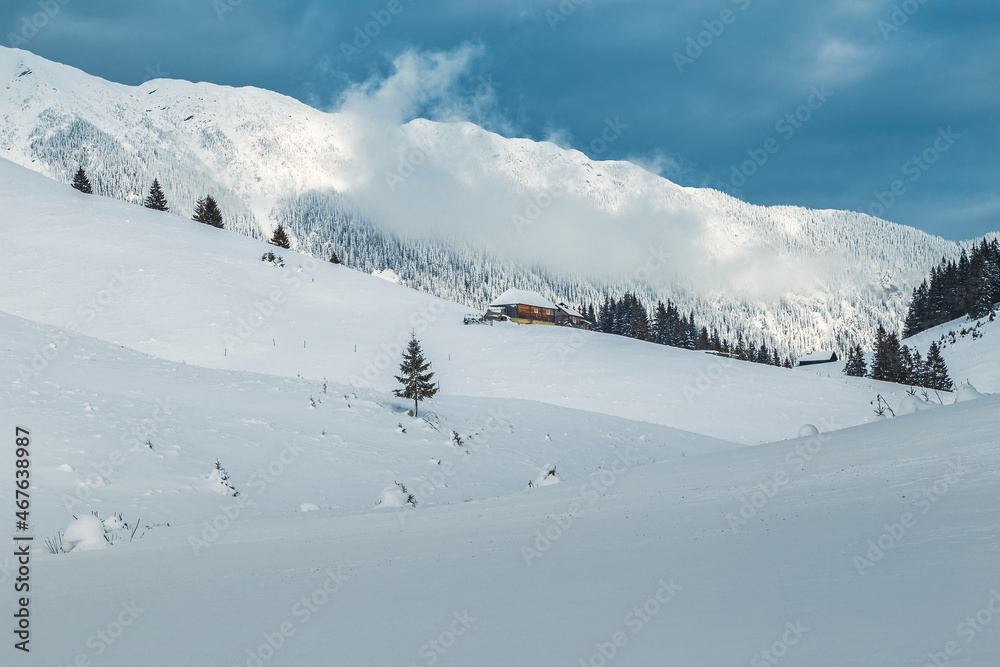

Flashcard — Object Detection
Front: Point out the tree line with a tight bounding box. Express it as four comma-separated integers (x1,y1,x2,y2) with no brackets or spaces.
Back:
843,326,952,391
73,167,224,228
74,167,343,262
902,239,1000,337
580,293,793,368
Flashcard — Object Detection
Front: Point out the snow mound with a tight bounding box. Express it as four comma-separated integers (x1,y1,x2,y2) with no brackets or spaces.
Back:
102,514,126,531
955,382,984,402
57,463,74,472
207,466,237,496
372,268,402,284
535,465,561,487
378,484,414,508
300,503,320,512
897,395,937,415
798,424,819,438
63,515,108,552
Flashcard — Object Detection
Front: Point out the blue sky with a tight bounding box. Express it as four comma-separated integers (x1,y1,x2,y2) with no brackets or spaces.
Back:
5,0,998,240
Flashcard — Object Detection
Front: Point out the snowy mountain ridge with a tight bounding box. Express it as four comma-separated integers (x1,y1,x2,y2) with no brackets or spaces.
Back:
1,45,995,356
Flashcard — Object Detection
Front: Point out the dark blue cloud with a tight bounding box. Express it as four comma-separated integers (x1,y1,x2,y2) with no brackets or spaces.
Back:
3,0,997,239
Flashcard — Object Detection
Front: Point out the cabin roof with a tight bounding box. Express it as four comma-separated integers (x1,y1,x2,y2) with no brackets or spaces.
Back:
490,289,557,309
798,350,838,363
557,302,584,318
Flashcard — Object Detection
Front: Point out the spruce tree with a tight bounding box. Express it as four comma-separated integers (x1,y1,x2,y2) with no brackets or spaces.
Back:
143,179,169,211
270,224,291,249
393,333,439,417
964,255,995,319
844,345,867,377
909,349,926,387
924,342,954,391
192,195,224,228
329,251,341,264
71,167,93,194
869,326,904,383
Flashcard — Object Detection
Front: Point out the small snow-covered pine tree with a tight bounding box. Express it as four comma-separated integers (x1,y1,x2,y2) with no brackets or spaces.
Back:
270,224,291,249
193,195,224,228
844,345,867,377
924,341,953,391
71,167,93,194
393,333,439,418
143,178,169,211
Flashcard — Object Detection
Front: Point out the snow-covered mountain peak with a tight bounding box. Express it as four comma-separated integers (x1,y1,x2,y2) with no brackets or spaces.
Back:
1,44,996,355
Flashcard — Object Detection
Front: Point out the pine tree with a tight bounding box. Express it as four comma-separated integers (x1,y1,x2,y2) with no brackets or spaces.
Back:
71,167,92,194
964,253,995,320
192,195,224,228
844,345,867,377
329,251,341,264
270,224,291,249
393,334,439,417
869,326,904,383
924,341,953,391
652,301,668,345
143,179,169,211
734,333,747,361
909,349,926,387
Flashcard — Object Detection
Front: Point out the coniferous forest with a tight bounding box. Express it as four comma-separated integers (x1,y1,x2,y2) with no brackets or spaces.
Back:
902,239,1000,337
580,293,792,368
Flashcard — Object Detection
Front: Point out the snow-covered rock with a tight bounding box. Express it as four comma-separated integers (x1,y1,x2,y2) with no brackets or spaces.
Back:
62,515,108,552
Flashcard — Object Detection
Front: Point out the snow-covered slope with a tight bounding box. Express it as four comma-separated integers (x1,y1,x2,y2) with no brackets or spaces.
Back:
902,310,1000,393
1,46,996,356
1,310,736,531
4,306,998,665
0,156,921,444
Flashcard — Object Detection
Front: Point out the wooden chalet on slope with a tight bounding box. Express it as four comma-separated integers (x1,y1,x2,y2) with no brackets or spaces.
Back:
487,289,590,329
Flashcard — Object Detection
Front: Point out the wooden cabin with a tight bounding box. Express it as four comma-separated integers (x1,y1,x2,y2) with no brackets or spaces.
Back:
555,302,589,329
488,289,590,329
